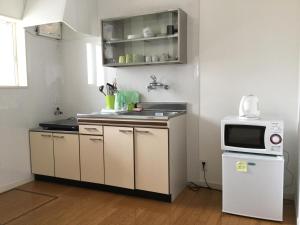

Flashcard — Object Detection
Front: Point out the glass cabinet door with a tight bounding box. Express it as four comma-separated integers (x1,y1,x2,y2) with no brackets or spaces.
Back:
101,9,186,67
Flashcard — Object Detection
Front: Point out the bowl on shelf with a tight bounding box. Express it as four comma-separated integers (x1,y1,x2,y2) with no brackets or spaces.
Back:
143,27,154,38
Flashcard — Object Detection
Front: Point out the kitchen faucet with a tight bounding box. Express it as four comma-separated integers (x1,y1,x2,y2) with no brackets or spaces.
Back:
147,75,169,91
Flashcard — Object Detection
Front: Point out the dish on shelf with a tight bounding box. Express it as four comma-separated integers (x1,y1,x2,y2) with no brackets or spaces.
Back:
127,34,142,39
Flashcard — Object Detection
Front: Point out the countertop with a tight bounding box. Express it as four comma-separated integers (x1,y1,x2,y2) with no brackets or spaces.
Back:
77,110,186,121
77,102,187,121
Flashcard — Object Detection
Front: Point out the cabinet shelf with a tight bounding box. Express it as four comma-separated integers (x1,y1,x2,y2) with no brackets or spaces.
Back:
104,33,178,44
104,60,180,67
101,9,187,67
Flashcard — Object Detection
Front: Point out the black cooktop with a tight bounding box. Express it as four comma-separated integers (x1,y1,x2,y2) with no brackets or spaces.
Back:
39,117,78,131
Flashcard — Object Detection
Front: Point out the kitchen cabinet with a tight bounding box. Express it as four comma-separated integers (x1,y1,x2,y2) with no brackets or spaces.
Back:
53,133,80,180
30,132,54,176
104,126,134,189
101,9,187,67
80,135,104,184
135,128,169,194
30,104,186,202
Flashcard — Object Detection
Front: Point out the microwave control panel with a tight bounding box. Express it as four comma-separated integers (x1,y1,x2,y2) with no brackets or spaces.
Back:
270,122,283,153
271,122,283,133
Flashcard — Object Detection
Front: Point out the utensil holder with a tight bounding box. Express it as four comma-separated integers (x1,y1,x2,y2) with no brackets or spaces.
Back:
105,95,115,109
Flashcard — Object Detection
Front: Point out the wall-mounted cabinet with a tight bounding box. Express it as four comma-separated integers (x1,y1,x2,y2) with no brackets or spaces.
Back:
101,9,187,67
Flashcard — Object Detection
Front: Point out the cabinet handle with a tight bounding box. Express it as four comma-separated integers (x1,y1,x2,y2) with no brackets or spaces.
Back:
85,128,98,132
119,129,133,134
41,134,51,137
53,135,64,138
89,138,103,141
135,130,151,134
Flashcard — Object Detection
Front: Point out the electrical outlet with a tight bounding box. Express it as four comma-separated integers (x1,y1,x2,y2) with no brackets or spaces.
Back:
201,161,207,172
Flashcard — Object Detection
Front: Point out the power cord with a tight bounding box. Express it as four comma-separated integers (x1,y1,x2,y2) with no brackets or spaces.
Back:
188,162,221,192
202,162,212,189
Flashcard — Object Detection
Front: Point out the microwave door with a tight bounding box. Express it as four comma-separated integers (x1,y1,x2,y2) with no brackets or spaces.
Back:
224,125,266,150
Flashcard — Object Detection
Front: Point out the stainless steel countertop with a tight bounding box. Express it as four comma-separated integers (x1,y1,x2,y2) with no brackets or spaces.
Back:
77,102,187,121
77,110,186,121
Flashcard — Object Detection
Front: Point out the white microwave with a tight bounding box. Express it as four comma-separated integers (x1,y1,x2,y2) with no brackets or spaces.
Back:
221,116,283,155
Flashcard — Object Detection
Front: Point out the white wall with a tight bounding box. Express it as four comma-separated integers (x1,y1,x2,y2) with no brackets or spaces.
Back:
60,0,201,182
0,0,25,19
0,29,63,192
59,0,300,197
200,0,300,196
59,25,102,114
63,0,98,35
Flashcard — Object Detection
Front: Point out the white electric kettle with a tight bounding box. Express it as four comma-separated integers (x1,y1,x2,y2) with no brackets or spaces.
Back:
239,95,260,119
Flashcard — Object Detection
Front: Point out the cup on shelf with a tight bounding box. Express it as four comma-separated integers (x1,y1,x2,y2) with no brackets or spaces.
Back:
160,53,169,62
125,54,133,64
133,54,144,63
145,56,152,63
118,55,126,64
160,26,167,36
167,25,175,35
152,55,159,62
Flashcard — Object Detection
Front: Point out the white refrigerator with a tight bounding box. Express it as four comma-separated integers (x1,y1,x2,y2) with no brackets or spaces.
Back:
222,152,284,221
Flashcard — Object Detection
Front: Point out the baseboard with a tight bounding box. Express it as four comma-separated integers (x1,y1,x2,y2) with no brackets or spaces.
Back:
0,176,34,194
35,175,172,202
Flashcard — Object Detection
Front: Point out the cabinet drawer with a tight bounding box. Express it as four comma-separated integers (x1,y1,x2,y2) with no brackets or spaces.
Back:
79,125,103,135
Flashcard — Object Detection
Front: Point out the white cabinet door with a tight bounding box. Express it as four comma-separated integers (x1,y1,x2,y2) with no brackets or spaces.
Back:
104,126,134,189
53,133,80,180
30,132,54,176
80,135,104,184
135,128,169,194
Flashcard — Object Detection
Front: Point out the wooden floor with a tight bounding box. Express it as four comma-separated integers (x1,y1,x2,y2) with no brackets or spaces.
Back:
0,181,295,225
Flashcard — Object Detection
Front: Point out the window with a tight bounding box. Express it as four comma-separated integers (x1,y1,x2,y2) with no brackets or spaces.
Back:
0,17,27,87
